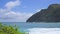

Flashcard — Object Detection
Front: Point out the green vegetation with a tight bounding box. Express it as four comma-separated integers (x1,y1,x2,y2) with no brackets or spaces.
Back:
0,23,27,34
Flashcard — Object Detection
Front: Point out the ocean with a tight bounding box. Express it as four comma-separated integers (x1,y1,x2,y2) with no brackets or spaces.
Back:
1,22,60,34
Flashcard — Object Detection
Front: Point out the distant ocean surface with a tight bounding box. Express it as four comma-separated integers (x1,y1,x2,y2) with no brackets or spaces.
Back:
1,22,60,34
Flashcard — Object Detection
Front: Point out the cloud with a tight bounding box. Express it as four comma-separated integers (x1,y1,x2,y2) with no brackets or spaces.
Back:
0,9,33,22
27,28,60,34
0,0,33,22
36,9,41,12
5,0,20,10
36,8,46,12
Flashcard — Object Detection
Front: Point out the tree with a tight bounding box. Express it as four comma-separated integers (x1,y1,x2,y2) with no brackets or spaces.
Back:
0,23,27,34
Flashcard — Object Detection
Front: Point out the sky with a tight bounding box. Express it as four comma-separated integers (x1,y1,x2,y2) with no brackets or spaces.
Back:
0,0,60,22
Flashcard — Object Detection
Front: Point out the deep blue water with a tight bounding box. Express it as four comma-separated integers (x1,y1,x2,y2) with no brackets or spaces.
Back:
1,22,60,32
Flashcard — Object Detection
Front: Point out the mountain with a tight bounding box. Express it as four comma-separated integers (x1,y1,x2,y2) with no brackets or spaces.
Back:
26,4,60,22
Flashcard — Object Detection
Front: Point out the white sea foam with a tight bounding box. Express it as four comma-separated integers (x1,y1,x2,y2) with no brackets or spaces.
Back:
26,28,60,34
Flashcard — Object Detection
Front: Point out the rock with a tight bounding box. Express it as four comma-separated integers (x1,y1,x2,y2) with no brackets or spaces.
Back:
26,4,60,22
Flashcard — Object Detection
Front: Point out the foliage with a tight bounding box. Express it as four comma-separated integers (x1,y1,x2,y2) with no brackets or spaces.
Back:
0,23,27,34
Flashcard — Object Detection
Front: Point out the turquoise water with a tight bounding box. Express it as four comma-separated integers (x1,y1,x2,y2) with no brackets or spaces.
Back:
1,22,60,32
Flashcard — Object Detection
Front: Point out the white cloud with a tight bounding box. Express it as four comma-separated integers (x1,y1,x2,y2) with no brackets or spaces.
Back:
5,0,20,10
0,0,33,22
0,9,33,22
27,28,60,34
36,8,46,12
36,9,41,12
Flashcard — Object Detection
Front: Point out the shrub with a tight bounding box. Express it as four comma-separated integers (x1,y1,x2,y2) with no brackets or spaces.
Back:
0,23,27,34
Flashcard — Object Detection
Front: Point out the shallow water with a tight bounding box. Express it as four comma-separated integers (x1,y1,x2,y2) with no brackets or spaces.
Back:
1,22,60,32
1,22,60,28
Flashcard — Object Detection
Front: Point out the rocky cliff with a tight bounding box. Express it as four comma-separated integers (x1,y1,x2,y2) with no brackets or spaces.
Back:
26,4,60,22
